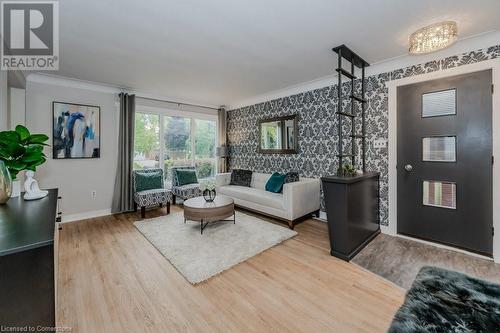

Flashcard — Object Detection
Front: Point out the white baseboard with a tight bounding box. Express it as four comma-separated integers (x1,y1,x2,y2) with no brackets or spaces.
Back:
61,209,112,223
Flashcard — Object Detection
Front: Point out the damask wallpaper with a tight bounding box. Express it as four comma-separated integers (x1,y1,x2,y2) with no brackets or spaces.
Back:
227,44,500,225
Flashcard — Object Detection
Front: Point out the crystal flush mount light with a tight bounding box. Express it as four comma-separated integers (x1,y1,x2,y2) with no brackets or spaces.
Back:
409,21,458,55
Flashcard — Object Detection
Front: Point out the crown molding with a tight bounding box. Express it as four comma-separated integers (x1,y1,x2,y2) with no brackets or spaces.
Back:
26,73,221,109
227,30,500,110
27,73,121,93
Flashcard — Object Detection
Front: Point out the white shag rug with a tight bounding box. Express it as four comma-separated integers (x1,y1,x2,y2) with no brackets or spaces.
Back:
133,211,297,284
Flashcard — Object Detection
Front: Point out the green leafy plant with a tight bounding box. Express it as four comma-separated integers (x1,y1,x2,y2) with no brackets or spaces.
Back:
342,163,357,177
0,125,49,180
199,179,216,191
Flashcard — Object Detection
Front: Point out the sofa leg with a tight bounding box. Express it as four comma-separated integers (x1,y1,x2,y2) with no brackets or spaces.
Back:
287,220,295,230
172,195,176,205
141,206,145,218
166,202,170,215
313,209,320,218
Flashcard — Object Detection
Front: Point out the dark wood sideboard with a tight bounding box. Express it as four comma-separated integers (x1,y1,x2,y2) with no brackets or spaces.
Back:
322,172,380,261
0,189,60,330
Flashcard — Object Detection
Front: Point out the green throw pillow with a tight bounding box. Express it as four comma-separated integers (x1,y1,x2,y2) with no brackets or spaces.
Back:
135,171,163,192
175,169,198,186
265,172,286,193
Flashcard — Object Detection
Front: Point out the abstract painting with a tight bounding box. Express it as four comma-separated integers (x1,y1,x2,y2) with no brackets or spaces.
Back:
53,102,100,159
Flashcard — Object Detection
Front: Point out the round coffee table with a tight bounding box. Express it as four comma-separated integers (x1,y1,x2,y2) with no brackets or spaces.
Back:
183,195,235,234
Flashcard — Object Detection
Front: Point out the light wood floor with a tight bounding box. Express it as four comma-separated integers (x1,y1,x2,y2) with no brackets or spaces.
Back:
57,205,405,333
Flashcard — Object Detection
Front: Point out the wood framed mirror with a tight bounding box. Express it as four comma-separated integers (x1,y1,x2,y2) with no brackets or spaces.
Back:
258,115,298,154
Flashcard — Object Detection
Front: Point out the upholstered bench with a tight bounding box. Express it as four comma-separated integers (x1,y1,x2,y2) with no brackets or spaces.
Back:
133,168,172,218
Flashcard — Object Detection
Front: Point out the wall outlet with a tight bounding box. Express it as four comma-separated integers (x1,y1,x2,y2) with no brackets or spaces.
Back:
373,139,387,149
91,191,97,200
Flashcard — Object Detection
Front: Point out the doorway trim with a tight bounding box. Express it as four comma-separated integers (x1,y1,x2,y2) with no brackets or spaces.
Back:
384,58,500,262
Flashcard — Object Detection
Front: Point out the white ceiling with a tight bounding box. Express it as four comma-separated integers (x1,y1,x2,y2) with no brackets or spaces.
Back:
48,0,500,106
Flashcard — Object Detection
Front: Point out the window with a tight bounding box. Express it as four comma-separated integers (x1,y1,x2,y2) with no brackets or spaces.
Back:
133,108,218,185
133,113,160,170
163,116,192,181
194,119,216,179
422,89,456,117
423,180,456,209
422,136,456,162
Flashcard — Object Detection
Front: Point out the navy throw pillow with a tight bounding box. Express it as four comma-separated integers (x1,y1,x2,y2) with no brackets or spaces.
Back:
230,169,253,187
284,171,300,183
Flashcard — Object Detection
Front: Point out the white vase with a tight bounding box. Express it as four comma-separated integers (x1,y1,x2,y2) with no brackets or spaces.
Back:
11,179,21,198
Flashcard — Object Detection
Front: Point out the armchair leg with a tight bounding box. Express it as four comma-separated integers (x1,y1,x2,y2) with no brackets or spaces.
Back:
141,206,145,218
167,202,170,214
134,202,137,212
172,195,176,205
159,203,163,208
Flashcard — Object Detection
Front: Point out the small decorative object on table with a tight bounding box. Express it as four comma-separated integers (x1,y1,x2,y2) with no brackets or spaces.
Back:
200,179,216,202
0,125,49,198
24,170,49,200
341,163,357,177
0,160,12,204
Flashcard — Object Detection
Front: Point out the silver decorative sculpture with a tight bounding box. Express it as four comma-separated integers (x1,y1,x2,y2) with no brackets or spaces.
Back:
23,171,48,201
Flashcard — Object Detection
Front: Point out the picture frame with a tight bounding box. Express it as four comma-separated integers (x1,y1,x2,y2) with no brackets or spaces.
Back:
258,114,298,154
52,101,101,159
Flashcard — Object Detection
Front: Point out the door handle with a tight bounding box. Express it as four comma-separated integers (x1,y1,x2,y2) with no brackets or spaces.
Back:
404,164,413,172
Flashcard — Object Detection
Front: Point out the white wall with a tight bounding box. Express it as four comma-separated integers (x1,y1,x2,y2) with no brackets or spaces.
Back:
26,79,118,219
8,87,25,128
0,70,7,131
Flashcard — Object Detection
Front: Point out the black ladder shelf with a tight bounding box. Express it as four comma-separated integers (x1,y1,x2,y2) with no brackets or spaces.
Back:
332,44,370,174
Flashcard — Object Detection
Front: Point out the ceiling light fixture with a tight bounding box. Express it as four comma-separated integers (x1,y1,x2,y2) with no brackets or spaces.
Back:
409,21,458,55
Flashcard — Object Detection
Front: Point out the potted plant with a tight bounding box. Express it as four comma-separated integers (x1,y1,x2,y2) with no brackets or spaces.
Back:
0,125,49,198
200,179,216,202
341,163,358,177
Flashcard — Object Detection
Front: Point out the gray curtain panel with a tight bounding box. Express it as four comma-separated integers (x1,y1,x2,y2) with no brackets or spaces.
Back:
111,93,136,213
218,107,228,173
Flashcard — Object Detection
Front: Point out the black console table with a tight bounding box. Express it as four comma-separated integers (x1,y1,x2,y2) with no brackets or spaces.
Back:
322,173,380,261
0,189,59,330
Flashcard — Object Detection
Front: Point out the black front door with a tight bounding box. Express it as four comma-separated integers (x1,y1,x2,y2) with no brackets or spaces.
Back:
397,70,493,256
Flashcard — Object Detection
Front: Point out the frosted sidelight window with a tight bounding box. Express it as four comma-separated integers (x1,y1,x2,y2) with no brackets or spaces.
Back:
422,136,456,162
422,89,456,117
423,181,456,209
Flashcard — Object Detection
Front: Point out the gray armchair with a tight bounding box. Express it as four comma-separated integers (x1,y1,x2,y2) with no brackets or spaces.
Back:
133,168,172,218
170,166,202,204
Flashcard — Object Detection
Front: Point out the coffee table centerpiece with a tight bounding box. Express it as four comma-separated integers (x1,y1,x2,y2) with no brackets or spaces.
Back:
200,179,217,202
183,195,235,234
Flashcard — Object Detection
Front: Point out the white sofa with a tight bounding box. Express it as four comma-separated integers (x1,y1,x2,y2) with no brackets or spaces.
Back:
215,172,321,229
